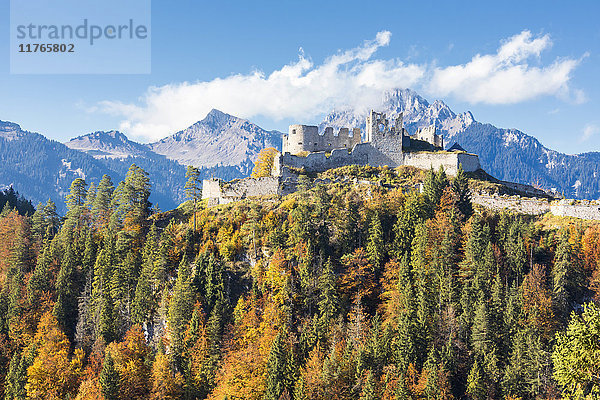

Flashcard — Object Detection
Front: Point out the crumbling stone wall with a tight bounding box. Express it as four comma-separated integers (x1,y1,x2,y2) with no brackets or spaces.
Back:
415,125,443,148
472,195,550,215
202,177,280,205
402,152,480,175
280,144,480,175
283,124,361,154
550,201,600,220
472,195,600,220
281,145,370,173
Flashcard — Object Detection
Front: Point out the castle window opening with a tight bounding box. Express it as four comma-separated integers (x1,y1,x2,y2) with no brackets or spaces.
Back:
298,142,302,145
292,129,296,135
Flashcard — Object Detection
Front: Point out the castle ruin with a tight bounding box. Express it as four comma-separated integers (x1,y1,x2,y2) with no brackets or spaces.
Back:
203,110,480,205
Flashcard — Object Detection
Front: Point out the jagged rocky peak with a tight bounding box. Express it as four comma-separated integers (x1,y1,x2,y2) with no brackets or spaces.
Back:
320,88,475,138
203,108,240,127
382,88,430,115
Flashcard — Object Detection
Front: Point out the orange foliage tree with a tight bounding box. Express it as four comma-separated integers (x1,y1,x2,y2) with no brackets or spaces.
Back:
25,312,84,399
106,325,152,400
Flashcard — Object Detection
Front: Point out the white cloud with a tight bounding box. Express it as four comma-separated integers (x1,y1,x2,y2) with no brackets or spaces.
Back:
427,30,582,105
99,31,424,141
581,123,599,142
97,30,584,142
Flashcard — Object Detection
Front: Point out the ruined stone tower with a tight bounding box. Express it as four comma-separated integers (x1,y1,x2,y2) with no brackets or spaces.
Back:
364,110,409,166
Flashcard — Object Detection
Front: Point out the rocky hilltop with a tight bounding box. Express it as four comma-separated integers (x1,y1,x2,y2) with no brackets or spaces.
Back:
149,109,282,174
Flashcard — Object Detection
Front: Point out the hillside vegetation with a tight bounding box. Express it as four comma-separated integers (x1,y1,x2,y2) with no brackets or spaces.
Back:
0,164,599,399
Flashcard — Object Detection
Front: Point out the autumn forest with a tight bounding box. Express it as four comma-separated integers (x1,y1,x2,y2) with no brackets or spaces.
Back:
0,164,599,400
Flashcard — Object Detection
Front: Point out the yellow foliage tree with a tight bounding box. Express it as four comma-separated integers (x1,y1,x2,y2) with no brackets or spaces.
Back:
208,295,282,400
25,312,84,400
150,354,184,400
251,148,279,178
74,378,103,400
107,325,152,400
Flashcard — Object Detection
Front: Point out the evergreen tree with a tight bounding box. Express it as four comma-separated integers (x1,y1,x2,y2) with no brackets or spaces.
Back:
264,330,290,400
552,230,572,322
27,243,52,304
64,178,88,241
184,165,202,231
317,258,339,334
42,199,60,238
99,352,120,400
53,241,79,340
4,345,36,400
452,164,473,218
393,192,426,258
466,360,486,400
553,302,600,399
366,212,385,270
31,203,46,246
359,370,377,400
168,256,195,368
91,175,115,230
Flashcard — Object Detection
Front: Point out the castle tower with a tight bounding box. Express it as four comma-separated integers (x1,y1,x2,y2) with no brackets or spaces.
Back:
365,110,404,167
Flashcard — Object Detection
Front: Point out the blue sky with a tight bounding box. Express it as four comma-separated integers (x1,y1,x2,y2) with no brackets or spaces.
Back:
1,0,599,154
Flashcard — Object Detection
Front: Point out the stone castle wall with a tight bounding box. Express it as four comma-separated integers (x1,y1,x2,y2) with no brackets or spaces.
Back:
550,202,600,220
472,195,600,221
202,177,280,205
281,144,480,175
402,152,480,175
283,125,361,154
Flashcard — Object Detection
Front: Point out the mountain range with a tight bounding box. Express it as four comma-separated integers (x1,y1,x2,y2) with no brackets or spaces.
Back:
320,89,600,199
1,89,598,213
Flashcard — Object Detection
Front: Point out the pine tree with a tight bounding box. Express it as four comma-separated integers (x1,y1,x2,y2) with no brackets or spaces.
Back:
4,345,36,400
99,293,117,344
53,242,79,340
168,256,195,368
64,178,88,241
452,164,473,218
552,230,572,322
27,242,52,305
264,330,290,400
393,192,426,258
31,203,46,246
184,165,202,231
99,352,120,400
367,212,385,270
42,199,60,238
359,370,377,400
318,258,339,331
92,175,115,231
466,360,486,400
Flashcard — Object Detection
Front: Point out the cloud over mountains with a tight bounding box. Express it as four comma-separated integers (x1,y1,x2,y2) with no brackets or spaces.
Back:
98,30,584,142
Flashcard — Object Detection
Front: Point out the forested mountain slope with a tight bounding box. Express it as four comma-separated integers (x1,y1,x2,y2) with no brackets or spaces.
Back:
0,165,598,399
